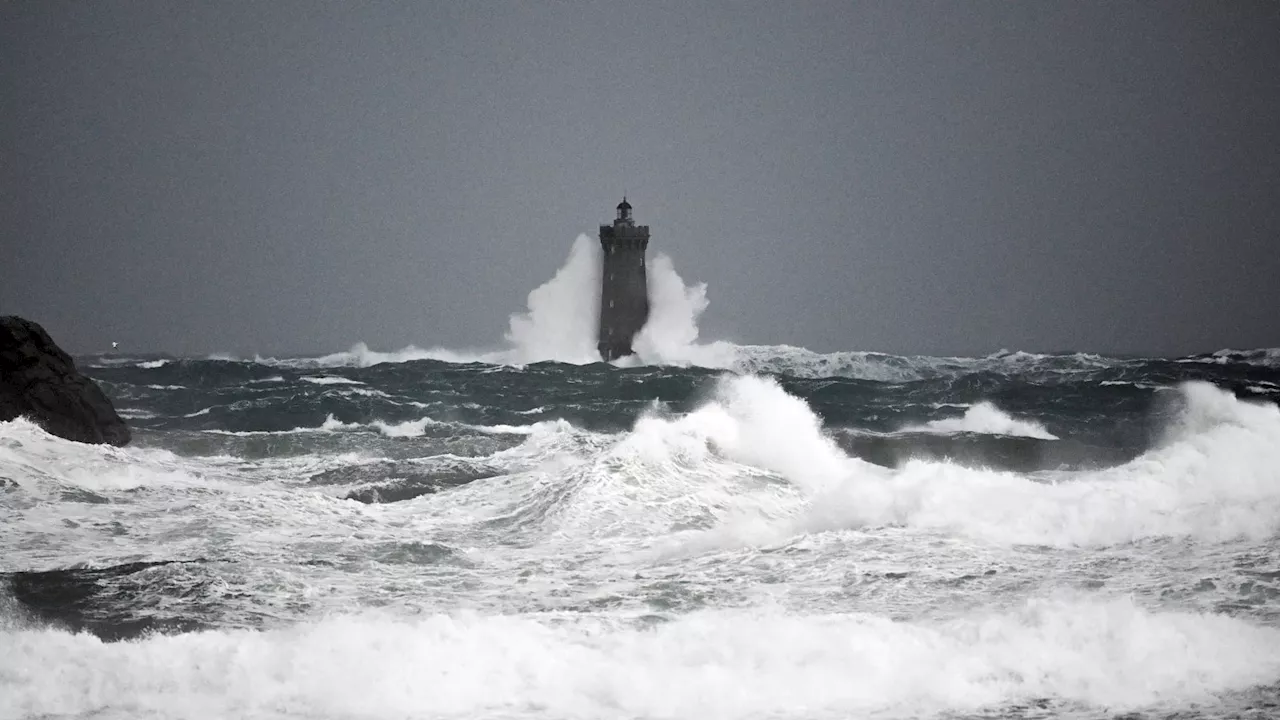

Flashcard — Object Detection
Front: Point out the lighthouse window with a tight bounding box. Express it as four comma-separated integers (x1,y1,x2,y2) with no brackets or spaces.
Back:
609,300,614,308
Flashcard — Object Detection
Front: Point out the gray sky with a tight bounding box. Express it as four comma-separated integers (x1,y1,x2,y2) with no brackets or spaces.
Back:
3,1,1278,358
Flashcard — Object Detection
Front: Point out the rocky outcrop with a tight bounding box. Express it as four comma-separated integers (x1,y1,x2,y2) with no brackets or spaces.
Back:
0,316,131,446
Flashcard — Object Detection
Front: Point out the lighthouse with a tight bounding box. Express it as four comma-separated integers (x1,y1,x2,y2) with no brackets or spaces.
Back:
597,198,650,361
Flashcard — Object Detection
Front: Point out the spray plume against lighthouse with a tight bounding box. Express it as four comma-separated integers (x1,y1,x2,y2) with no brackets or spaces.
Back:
597,198,650,361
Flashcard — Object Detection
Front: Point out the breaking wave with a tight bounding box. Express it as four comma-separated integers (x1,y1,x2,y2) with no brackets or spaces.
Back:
901,402,1058,439
531,375,1280,550
4,597,1278,720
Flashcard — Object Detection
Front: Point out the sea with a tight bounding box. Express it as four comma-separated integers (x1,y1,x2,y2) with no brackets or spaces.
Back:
3,235,1280,720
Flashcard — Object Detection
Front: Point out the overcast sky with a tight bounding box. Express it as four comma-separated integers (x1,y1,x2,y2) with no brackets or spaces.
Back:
3,1,1278,358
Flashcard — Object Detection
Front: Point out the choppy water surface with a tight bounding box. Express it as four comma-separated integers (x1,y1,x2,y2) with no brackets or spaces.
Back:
4,347,1280,719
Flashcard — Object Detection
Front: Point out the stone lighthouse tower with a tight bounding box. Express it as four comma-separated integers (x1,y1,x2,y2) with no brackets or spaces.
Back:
597,197,650,361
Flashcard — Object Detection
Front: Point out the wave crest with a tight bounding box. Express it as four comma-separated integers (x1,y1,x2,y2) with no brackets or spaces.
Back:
592,376,1280,550
902,402,1058,439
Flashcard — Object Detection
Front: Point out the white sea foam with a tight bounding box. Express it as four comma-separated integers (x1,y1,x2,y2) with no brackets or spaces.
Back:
1179,348,1280,368
593,375,1280,550
266,344,442,369
199,414,550,439
202,414,360,436
340,387,392,399
310,372,1280,552
0,418,213,496
902,401,1058,439
1099,380,1165,389
370,417,442,437
3,597,1277,720
370,417,555,438
301,375,365,385
86,356,146,367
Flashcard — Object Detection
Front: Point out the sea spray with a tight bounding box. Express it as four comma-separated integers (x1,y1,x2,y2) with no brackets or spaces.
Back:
498,234,726,366
502,234,603,365
409,233,728,366
632,254,736,368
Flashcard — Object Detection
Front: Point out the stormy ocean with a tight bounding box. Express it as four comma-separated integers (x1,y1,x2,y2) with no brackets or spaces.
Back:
3,236,1280,720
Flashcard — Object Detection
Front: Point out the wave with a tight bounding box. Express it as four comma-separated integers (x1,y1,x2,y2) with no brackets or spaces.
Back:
3,597,1277,719
1182,348,1280,368
202,414,359,436
300,376,365,386
370,417,559,438
774,378,1275,546
195,414,553,439
0,418,193,496
250,343,447,369
900,401,1058,439
9,365,1280,551
140,370,1276,547
228,340,1134,381
141,339,1280,384
475,374,1278,550
84,355,175,369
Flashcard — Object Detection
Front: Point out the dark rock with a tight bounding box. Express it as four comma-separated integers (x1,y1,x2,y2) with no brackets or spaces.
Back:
0,316,131,445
